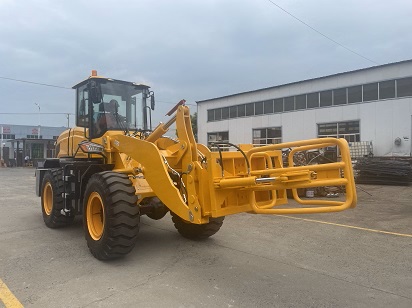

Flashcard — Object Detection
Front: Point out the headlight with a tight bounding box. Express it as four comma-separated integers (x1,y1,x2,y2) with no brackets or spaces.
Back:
79,141,104,154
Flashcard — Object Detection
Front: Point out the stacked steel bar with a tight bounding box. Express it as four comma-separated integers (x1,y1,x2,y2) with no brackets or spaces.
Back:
354,158,412,185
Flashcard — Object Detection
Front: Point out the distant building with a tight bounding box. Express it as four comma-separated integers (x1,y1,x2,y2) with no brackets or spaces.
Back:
197,59,412,157
0,124,67,167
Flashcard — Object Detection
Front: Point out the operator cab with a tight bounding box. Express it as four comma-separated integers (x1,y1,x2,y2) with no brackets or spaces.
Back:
74,70,155,139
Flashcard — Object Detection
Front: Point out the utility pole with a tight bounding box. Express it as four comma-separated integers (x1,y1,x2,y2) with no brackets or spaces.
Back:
0,126,3,163
35,103,41,138
66,113,70,128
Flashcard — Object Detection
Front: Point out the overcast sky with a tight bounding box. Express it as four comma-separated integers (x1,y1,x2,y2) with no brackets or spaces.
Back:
1,0,411,127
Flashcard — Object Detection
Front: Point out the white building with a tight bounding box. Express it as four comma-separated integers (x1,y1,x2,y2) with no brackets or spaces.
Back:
0,124,67,166
197,60,412,157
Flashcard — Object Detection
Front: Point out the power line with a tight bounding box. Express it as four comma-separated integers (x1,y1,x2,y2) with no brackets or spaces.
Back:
0,76,197,106
0,75,198,106
0,76,72,89
264,0,379,65
0,112,74,115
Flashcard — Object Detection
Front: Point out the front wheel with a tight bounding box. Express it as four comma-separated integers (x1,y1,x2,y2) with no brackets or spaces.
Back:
171,212,224,240
83,172,140,260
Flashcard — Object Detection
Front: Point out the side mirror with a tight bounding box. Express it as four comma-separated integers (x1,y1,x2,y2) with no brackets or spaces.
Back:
150,93,155,110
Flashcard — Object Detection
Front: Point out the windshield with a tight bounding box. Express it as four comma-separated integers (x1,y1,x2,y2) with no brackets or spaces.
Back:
96,81,145,132
76,79,149,138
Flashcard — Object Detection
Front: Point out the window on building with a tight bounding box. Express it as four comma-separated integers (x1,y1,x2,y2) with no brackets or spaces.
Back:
205,77,408,122
264,100,274,114
320,90,332,107
253,127,282,145
0,134,15,140
207,109,214,122
207,131,229,151
214,108,222,121
229,106,237,118
318,123,338,136
284,96,295,111
246,103,254,116
318,121,360,142
333,88,347,105
363,83,378,101
27,135,43,139
379,80,395,99
274,98,283,113
47,149,55,158
348,85,362,103
238,104,246,117
396,77,412,97
31,143,44,159
295,94,306,110
307,92,319,108
255,101,264,115
222,107,229,119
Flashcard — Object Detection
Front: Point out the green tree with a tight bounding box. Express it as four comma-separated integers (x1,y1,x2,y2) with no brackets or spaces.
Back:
190,112,198,141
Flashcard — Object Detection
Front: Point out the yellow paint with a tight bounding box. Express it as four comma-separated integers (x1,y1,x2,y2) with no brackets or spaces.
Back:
205,137,356,216
281,215,412,238
86,192,105,240
56,127,88,158
111,135,197,223
43,182,53,215
0,279,23,308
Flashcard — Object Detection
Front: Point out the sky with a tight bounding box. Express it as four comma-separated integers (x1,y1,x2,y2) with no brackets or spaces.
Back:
0,0,411,128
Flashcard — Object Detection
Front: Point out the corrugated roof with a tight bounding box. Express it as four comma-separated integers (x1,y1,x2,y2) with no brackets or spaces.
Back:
196,59,412,104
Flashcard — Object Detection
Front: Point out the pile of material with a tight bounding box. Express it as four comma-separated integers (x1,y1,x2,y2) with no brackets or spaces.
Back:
354,158,412,185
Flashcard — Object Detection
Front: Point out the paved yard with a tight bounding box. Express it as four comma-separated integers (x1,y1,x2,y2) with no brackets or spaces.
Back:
0,167,411,307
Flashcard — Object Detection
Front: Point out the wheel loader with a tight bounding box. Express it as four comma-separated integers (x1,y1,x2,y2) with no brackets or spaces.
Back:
35,71,357,260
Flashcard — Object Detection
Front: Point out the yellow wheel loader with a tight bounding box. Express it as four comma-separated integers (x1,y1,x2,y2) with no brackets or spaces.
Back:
35,71,357,260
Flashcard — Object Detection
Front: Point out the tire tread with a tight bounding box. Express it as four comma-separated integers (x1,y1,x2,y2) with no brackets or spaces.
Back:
171,212,224,240
84,171,139,260
41,169,75,228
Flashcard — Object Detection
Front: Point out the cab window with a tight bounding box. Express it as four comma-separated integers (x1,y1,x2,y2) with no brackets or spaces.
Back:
76,84,89,127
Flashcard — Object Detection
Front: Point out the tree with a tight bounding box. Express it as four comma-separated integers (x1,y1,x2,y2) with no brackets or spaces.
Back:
190,112,198,141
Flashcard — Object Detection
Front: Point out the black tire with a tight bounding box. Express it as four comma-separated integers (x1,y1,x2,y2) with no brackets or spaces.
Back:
146,209,168,220
171,212,224,240
83,171,140,260
145,197,169,220
41,169,75,228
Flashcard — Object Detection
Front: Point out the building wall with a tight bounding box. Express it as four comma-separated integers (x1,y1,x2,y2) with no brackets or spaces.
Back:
197,61,412,156
0,124,67,161
0,124,66,140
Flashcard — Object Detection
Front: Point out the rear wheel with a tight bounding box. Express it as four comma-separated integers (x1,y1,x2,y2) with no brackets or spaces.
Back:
171,212,224,240
41,169,75,228
83,171,140,260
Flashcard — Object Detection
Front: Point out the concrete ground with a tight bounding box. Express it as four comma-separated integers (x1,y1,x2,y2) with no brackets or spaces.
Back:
0,167,411,307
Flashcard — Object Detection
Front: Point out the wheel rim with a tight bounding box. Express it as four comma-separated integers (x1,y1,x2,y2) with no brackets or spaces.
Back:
43,182,53,215
87,192,105,241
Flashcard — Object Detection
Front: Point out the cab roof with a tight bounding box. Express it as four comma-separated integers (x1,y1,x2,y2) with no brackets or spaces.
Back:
72,71,150,90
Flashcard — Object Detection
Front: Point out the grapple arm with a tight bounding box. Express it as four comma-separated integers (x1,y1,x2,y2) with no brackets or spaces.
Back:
207,138,356,216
